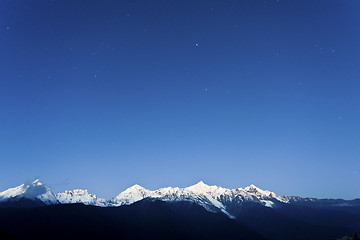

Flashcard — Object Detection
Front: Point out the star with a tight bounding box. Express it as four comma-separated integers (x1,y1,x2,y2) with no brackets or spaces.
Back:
195,43,199,47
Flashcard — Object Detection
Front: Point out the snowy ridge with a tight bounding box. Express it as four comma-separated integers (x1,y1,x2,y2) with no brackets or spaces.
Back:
110,181,289,217
56,189,107,207
110,181,231,216
111,184,151,205
244,184,289,203
0,180,290,216
0,179,58,204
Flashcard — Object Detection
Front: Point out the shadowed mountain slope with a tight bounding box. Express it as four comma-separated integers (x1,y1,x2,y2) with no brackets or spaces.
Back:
0,199,267,240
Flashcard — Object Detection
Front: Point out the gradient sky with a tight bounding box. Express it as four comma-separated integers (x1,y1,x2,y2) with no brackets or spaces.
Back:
0,0,359,199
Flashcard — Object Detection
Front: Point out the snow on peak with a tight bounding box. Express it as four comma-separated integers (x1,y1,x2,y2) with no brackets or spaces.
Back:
32,179,42,185
111,181,233,217
244,184,262,193
0,180,289,211
244,184,276,198
120,184,149,196
110,181,287,210
186,181,211,192
244,184,288,203
56,189,107,207
195,181,207,186
112,184,151,206
0,184,26,200
246,184,257,189
127,184,146,191
0,179,57,204
244,184,277,198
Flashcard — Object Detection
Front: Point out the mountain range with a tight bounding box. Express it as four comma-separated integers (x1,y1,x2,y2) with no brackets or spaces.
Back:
1,179,360,240
1,179,359,214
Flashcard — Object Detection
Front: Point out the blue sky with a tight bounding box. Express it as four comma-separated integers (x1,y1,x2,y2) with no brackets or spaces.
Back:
0,0,359,199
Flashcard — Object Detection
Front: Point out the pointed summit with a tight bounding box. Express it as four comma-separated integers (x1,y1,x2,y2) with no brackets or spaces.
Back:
186,181,213,194
195,181,208,186
32,179,42,186
245,184,259,191
0,180,58,204
120,184,148,195
127,184,145,190
112,184,151,206
244,184,267,195
244,184,278,199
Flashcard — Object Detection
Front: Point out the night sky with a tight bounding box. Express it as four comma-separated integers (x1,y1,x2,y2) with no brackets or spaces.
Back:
1,0,359,199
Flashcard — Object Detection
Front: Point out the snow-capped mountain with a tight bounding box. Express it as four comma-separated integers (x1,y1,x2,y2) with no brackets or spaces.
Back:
110,181,229,215
56,189,107,207
1,180,359,240
111,181,228,215
0,180,288,215
110,184,152,205
0,179,58,205
110,181,289,217
1,179,357,218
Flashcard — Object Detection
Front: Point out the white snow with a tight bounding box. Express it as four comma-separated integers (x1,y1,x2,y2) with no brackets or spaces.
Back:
110,181,287,217
0,180,289,217
0,179,58,204
111,184,152,205
56,189,107,207
261,200,275,208
244,184,289,203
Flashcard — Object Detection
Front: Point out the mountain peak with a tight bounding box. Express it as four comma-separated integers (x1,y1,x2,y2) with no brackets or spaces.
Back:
186,181,215,194
244,184,269,195
56,189,107,206
111,184,151,205
188,181,210,188
0,180,57,204
125,184,146,192
245,184,259,190
195,181,208,186
32,179,42,186
130,184,144,188
244,184,279,199
63,189,90,195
